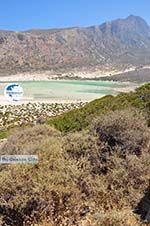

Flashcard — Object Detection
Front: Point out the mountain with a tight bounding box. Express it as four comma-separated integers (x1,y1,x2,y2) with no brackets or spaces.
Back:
0,15,150,76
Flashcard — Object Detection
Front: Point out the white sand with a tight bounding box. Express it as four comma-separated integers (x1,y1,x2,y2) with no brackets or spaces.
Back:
112,85,137,93
0,95,88,105
0,66,144,81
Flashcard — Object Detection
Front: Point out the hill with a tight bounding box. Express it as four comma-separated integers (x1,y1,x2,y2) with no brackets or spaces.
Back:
0,84,149,225
0,15,150,78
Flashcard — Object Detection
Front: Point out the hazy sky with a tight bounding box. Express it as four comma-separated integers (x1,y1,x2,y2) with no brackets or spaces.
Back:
0,0,149,31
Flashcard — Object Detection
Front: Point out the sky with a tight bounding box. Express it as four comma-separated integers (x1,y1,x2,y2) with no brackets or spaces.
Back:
0,0,150,31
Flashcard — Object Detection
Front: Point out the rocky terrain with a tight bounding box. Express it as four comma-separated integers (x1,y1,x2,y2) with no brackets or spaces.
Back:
0,102,85,129
0,15,150,77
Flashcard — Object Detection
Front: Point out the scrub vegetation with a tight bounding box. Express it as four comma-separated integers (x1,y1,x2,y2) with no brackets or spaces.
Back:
47,83,150,132
0,83,149,226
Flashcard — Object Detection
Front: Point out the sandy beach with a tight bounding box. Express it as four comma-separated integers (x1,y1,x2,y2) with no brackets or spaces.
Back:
112,85,138,93
0,95,88,105
0,67,141,81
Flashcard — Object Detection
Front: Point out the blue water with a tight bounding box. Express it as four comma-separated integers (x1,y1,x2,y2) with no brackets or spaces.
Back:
0,80,129,102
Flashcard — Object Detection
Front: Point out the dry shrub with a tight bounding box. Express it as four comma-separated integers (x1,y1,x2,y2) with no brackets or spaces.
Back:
0,131,91,226
0,111,149,225
0,125,61,155
91,109,150,155
92,210,144,226
64,131,113,175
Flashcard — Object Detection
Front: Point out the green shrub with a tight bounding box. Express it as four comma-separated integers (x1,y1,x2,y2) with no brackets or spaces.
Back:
47,83,150,133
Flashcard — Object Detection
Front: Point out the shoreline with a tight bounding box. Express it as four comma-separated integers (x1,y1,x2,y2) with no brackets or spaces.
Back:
0,75,135,87
0,72,112,82
0,65,150,82
0,67,142,82
0,96,89,106
0,81,138,106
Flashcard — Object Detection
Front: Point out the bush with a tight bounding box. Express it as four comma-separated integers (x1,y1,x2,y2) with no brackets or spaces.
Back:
0,123,149,225
0,133,85,225
64,131,113,175
0,125,61,155
0,84,150,225
92,210,142,226
91,109,150,155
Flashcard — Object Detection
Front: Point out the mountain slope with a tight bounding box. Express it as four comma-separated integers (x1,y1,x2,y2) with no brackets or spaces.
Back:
0,15,150,76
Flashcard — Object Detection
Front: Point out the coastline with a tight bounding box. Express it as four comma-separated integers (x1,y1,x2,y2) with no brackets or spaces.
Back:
0,67,141,82
0,95,88,106
0,80,138,106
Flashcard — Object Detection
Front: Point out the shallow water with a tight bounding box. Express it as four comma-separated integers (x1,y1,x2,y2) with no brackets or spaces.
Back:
0,80,131,102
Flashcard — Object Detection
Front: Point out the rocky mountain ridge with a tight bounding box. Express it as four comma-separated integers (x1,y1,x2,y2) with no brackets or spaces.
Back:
0,15,150,76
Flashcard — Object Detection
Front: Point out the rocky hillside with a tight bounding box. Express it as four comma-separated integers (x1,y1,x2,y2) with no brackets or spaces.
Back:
0,84,150,226
0,15,150,75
